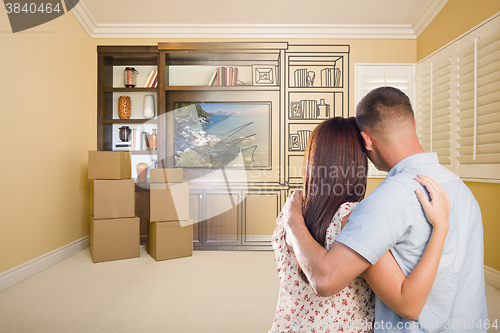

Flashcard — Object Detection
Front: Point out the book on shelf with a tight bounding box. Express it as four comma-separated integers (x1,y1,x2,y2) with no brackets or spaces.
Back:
141,132,149,150
297,130,312,151
131,129,141,150
130,129,153,151
290,130,312,151
151,73,158,88
208,70,217,86
294,68,307,87
209,67,238,86
143,70,155,88
216,67,221,86
233,67,238,86
115,142,131,151
320,67,341,87
115,142,131,147
299,100,318,119
143,70,157,88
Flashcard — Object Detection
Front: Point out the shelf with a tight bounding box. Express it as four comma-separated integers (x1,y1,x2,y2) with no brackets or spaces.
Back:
103,119,158,124
287,87,343,92
130,150,157,155
104,88,158,93
110,150,157,155
287,119,325,124
165,85,279,91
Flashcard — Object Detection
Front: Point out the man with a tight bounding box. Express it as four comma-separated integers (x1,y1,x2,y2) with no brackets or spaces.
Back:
283,87,487,332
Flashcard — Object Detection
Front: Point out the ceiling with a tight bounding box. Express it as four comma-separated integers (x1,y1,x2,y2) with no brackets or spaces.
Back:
72,0,448,39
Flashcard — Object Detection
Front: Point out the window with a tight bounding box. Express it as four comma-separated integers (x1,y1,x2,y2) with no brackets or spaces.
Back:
355,64,416,178
416,13,500,181
416,46,453,169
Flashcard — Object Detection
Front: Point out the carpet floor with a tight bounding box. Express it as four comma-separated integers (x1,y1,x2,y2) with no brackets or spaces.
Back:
0,247,499,333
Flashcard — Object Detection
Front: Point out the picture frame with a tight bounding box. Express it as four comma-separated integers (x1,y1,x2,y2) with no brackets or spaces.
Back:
252,65,276,85
289,102,303,119
289,134,300,151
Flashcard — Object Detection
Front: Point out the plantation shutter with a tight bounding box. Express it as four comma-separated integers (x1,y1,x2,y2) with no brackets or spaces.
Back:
416,46,452,169
355,64,415,177
455,19,500,180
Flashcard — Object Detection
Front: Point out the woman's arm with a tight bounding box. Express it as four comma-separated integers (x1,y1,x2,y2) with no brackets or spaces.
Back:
362,174,450,321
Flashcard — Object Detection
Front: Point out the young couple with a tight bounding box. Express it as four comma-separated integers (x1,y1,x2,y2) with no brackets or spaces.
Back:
270,87,488,332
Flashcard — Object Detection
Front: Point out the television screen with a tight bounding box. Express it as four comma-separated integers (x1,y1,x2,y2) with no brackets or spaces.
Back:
174,102,271,168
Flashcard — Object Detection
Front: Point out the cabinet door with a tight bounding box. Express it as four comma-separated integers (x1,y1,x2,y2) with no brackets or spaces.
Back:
204,191,241,244
243,192,280,244
189,191,202,244
135,189,150,245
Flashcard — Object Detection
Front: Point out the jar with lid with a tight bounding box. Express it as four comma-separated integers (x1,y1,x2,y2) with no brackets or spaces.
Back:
124,67,139,88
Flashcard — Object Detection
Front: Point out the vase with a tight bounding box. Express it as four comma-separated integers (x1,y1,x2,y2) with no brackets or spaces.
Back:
118,96,131,119
137,163,148,182
148,129,157,149
317,99,330,119
143,95,155,119
119,126,132,142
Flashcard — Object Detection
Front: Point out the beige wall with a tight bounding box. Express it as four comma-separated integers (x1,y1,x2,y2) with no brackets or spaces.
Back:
0,13,91,273
417,0,500,60
366,178,384,196
465,182,500,271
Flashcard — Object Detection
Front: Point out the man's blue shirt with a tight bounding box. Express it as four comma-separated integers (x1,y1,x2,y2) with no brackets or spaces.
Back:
335,152,488,332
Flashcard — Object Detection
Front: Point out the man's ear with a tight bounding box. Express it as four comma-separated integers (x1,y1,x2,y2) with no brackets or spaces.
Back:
414,118,417,130
360,131,373,151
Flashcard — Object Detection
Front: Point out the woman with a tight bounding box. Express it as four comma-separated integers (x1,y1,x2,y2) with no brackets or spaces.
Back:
270,117,449,332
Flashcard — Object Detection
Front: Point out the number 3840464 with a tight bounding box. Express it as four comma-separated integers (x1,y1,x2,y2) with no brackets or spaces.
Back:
443,319,498,330
5,3,62,14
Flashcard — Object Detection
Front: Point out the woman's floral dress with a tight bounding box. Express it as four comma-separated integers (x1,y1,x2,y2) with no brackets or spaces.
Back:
270,202,375,333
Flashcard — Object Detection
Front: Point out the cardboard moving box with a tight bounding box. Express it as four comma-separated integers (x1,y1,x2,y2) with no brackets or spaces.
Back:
150,182,189,222
147,219,193,261
150,168,183,183
90,216,140,263
88,151,131,180
93,179,135,219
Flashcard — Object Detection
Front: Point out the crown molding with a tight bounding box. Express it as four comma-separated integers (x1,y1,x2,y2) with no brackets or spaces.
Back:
70,0,417,39
71,0,452,40
70,0,97,37
412,0,448,38
87,23,416,39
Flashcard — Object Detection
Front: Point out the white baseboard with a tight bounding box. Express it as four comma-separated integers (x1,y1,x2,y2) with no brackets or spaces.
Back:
0,236,89,293
485,265,500,290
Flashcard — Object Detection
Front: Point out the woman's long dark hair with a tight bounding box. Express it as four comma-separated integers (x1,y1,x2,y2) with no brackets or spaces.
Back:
297,117,368,283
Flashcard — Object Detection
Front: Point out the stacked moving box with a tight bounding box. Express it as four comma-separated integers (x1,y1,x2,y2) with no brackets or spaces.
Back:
148,168,193,261
88,151,140,263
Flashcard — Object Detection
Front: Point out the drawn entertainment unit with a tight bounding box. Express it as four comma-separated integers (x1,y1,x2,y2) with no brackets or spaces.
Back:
97,42,350,249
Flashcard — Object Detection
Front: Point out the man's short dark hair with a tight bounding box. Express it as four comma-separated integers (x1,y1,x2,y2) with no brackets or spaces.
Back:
355,86,414,133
